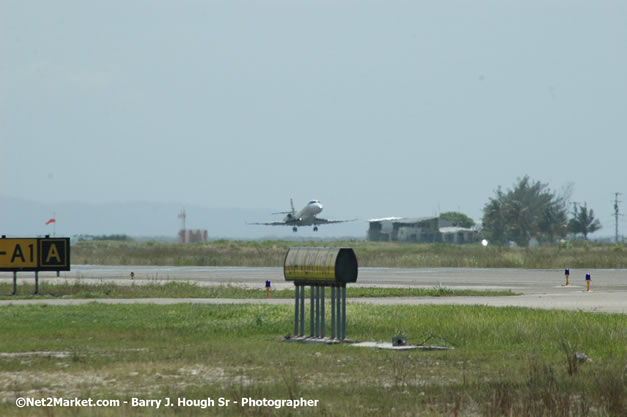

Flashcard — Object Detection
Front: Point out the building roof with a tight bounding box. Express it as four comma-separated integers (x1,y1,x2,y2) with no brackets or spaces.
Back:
369,216,438,224
368,217,402,223
439,226,476,234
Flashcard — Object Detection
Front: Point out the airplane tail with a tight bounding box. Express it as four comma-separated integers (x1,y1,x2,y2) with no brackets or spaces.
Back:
272,198,298,216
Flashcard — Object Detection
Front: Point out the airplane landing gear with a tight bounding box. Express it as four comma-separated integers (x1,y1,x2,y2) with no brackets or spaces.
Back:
313,226,319,232
292,226,298,232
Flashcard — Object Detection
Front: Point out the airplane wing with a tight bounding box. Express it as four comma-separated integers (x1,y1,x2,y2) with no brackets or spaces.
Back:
248,221,293,226
312,218,357,225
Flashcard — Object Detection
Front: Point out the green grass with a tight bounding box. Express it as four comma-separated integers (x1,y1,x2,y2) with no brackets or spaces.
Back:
0,303,624,416
0,281,517,300
71,239,627,269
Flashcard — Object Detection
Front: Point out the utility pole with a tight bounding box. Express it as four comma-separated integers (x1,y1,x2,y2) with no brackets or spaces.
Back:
178,209,187,243
614,193,622,244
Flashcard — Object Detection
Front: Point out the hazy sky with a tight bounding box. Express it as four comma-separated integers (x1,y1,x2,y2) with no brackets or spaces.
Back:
2,1,626,236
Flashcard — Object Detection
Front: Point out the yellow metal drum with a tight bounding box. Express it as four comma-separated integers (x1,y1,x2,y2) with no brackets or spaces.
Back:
283,247,358,283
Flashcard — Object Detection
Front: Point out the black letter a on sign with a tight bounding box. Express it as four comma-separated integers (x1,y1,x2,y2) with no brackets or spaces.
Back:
11,245,25,263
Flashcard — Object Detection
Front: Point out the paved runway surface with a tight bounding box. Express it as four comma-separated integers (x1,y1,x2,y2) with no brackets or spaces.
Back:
1,266,626,313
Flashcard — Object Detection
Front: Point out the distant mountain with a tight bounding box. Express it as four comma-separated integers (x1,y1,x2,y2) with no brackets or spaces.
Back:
0,196,366,240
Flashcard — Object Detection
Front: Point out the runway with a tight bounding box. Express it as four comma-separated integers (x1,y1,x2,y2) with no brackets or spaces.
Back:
1,266,625,313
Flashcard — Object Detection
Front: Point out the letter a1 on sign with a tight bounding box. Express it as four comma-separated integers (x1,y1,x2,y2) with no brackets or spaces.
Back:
0,239,38,270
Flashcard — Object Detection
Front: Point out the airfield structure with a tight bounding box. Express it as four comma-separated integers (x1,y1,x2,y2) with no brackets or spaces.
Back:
284,247,358,341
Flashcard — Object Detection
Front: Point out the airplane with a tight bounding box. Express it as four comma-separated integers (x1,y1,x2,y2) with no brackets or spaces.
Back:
251,199,354,232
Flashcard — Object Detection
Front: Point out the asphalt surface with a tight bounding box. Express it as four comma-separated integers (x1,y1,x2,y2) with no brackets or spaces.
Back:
1,266,625,313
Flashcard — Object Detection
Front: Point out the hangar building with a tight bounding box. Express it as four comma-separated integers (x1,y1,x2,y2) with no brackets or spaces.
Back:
367,217,477,243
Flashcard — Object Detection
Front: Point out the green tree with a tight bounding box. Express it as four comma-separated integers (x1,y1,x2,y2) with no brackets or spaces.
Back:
482,197,506,244
439,211,475,228
482,176,569,246
568,203,601,239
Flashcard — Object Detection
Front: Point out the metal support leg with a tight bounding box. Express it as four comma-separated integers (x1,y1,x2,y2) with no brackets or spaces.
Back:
336,286,342,340
321,285,325,338
299,284,305,336
310,285,314,337
343,285,348,340
313,286,318,337
12,272,17,296
294,285,300,336
316,286,321,337
331,286,336,339
34,271,39,295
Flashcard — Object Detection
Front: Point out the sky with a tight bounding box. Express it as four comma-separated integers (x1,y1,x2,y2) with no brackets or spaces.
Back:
2,1,626,238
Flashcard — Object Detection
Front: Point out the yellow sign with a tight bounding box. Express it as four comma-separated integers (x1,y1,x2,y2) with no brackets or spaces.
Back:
284,247,339,282
0,239,39,269
0,237,70,271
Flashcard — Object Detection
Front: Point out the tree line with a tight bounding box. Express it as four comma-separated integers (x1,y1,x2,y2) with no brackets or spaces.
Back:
481,175,601,247
75,234,132,242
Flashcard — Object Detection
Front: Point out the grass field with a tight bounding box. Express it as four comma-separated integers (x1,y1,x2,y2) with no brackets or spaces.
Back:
1,240,624,416
0,303,624,416
71,239,627,269
0,281,516,300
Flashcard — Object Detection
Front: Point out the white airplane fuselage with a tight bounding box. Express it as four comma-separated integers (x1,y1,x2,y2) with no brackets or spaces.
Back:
284,200,323,225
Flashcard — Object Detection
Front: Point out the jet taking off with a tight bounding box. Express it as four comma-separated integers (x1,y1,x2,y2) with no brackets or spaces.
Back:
251,199,354,232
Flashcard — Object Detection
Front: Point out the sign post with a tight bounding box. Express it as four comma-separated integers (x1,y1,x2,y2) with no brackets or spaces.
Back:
0,237,70,295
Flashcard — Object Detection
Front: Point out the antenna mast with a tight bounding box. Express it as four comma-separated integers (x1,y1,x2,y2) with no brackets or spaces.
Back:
178,209,187,243
614,193,622,244
178,209,186,231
